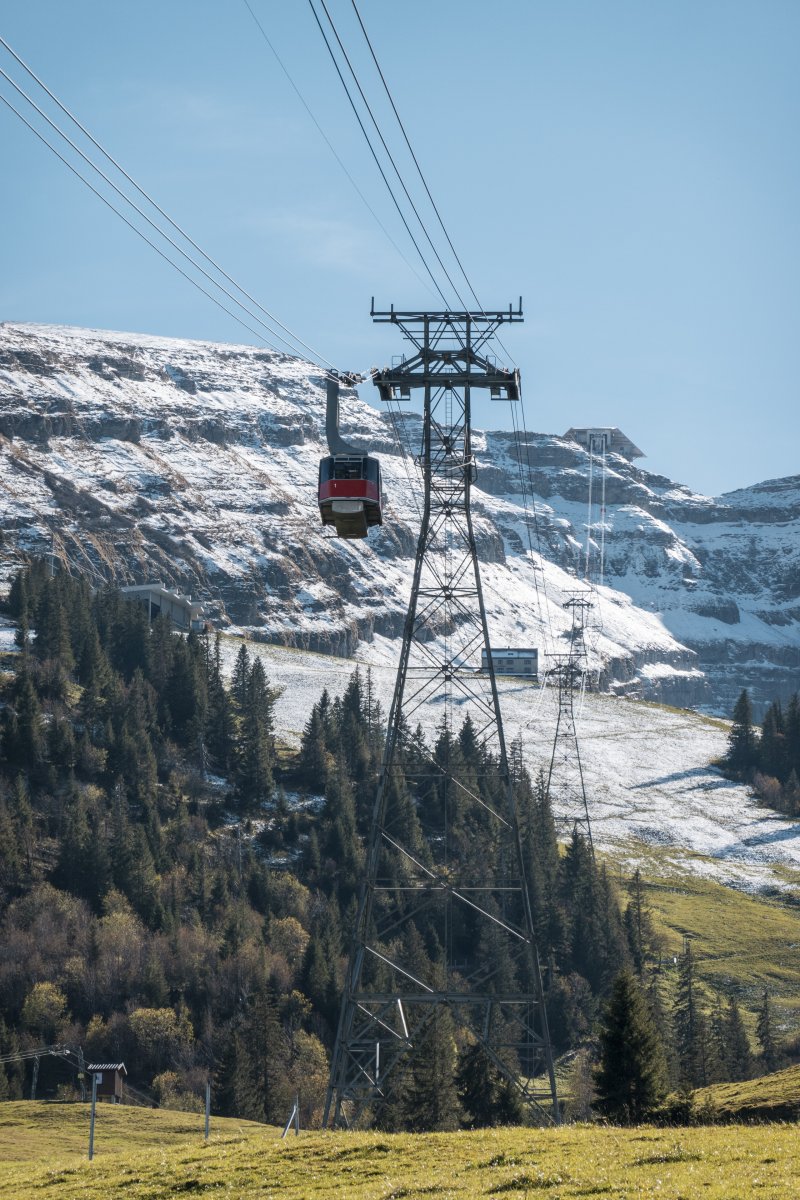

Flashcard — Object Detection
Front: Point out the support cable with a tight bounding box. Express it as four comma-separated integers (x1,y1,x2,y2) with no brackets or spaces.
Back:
0,90,278,354
346,0,523,374
507,400,554,661
240,0,435,300
0,34,338,372
348,0,480,310
317,0,470,309
332,8,553,664
584,439,595,581
346,12,553,659
516,398,556,649
384,398,423,521
307,0,452,308
0,66,344,368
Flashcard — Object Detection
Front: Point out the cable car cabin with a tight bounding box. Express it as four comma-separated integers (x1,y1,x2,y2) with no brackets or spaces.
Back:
318,455,382,539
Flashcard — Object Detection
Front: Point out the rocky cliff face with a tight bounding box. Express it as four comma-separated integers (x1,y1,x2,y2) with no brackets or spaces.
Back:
0,321,795,714
476,432,800,715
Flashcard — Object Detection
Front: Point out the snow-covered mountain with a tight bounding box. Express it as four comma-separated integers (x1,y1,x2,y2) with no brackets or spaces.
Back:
1,321,797,714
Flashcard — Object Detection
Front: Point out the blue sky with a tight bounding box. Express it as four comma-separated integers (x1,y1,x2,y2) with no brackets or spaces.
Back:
1,1,798,495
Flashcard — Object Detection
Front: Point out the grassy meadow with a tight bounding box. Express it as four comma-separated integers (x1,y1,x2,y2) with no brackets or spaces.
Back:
696,1062,800,1121
630,862,800,1017
1,1102,799,1200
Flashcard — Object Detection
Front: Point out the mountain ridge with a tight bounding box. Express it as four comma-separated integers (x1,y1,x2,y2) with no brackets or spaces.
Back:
1,320,797,714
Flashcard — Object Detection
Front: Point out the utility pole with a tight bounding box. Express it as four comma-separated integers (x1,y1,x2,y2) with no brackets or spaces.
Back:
324,304,558,1128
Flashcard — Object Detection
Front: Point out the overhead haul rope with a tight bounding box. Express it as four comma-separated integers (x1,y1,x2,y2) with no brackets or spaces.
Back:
240,0,435,301
1,36,425,503
507,400,555,662
320,9,547,626
0,35,339,374
347,0,525,378
348,0,480,312
599,438,608,587
313,0,471,312
0,66,346,372
0,90,276,354
306,0,451,308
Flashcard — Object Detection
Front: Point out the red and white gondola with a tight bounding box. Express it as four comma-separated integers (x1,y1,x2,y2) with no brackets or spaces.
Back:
318,455,382,539
318,371,383,540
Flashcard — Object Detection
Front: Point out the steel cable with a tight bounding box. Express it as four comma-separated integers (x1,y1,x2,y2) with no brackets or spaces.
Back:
0,34,339,372
307,0,451,308
315,0,469,310
240,0,436,301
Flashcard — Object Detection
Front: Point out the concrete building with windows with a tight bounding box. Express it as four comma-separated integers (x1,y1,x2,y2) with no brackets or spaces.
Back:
480,647,538,678
120,583,204,632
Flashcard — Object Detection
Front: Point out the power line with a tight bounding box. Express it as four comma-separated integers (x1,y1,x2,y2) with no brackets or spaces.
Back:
240,0,435,301
0,34,338,372
306,0,450,308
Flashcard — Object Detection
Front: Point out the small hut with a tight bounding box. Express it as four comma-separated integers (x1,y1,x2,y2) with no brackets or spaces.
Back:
86,1062,127,1103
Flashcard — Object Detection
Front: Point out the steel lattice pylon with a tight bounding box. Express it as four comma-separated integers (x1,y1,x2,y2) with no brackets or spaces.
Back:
323,306,559,1129
546,594,594,851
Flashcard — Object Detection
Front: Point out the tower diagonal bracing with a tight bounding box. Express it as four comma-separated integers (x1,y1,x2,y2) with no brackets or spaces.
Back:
324,306,559,1129
546,593,595,851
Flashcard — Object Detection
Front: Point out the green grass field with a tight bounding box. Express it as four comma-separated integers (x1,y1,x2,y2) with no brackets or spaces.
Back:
633,864,800,1020
1,1102,799,1200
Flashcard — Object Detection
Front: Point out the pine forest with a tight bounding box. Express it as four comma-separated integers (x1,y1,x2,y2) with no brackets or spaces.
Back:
0,564,796,1127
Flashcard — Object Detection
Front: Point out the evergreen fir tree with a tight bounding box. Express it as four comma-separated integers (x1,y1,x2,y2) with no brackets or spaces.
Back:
624,869,661,977
595,969,667,1123
401,1005,461,1131
756,989,779,1073
786,693,800,777
673,940,708,1087
707,999,728,1084
235,658,275,811
723,996,752,1081
6,672,44,769
0,796,23,891
524,770,562,956
231,643,251,712
204,633,234,771
783,769,800,818
243,987,293,1124
727,689,757,772
456,1040,523,1127
34,579,75,670
760,702,788,782
214,1027,265,1121
298,704,330,786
